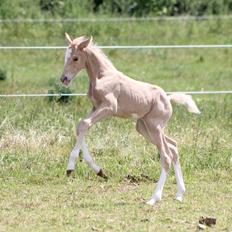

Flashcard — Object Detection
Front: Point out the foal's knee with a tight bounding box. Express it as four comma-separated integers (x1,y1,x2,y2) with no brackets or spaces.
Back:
76,119,91,136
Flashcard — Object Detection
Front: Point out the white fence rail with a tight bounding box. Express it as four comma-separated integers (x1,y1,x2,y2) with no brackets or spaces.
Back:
0,44,231,97
1,91,232,98
1,45,232,50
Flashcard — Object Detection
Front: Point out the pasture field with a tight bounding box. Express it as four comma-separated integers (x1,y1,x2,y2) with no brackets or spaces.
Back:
0,19,232,231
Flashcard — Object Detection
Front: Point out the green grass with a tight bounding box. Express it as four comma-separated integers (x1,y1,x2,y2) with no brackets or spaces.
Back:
1,177,231,232
0,19,232,231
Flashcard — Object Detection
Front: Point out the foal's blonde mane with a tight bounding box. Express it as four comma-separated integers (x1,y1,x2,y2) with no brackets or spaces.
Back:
89,42,116,70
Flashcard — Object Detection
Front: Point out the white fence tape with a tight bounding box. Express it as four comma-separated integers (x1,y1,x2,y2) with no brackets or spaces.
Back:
0,15,232,23
0,45,232,50
0,44,231,97
0,93,87,97
0,91,232,98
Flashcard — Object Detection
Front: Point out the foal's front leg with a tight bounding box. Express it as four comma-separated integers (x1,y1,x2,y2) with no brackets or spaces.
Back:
66,135,83,175
82,139,108,179
66,104,113,177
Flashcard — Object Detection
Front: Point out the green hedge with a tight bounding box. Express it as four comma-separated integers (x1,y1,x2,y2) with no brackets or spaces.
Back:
0,0,231,18
98,0,232,16
0,69,7,81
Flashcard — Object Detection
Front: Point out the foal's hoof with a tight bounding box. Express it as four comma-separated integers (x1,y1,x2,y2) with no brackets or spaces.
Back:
97,169,108,180
146,198,157,206
66,170,74,177
176,190,185,202
146,196,161,206
176,193,184,202
176,196,183,202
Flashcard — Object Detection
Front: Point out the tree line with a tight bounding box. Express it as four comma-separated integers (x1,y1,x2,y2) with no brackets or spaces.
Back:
0,0,231,18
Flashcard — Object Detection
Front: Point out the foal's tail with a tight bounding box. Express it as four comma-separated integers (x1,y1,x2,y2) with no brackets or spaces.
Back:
168,93,201,114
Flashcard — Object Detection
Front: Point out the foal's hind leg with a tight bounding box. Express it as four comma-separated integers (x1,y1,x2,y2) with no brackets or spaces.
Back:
169,145,186,201
136,119,185,204
163,136,185,201
137,119,172,205
165,135,177,146
136,119,173,169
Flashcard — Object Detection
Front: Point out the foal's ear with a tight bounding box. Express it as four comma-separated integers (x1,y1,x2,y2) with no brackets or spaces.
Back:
78,36,93,51
65,32,72,44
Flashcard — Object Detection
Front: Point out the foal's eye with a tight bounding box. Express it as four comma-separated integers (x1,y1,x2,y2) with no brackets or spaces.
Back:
73,57,78,61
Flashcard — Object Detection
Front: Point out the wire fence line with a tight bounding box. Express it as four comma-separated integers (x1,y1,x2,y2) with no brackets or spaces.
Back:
0,45,231,97
1,91,232,98
0,93,87,97
1,45,232,50
0,15,232,24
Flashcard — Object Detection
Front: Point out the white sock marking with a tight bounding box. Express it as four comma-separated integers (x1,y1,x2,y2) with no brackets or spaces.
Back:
67,145,81,170
82,141,101,174
173,162,185,201
66,137,83,171
146,168,167,205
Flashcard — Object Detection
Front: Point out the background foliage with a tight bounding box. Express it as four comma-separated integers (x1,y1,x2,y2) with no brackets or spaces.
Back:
0,0,232,18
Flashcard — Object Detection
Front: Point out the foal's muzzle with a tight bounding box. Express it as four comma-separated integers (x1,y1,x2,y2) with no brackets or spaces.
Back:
60,75,70,86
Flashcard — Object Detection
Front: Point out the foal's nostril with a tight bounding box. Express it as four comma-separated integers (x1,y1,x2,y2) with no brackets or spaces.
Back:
60,75,70,86
61,76,68,82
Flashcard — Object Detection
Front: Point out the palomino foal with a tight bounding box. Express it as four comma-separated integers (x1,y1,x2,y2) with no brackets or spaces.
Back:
60,33,200,205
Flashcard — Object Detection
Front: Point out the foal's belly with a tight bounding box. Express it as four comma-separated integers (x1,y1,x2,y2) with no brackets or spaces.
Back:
115,81,169,120
115,98,152,119
115,111,142,119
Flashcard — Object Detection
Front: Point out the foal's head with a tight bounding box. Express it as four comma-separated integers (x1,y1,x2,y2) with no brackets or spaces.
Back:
60,33,92,86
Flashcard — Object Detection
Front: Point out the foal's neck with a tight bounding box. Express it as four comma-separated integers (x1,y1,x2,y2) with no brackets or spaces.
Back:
85,46,116,82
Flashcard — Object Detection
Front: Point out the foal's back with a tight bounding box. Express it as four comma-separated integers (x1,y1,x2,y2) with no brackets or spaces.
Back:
108,71,171,119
